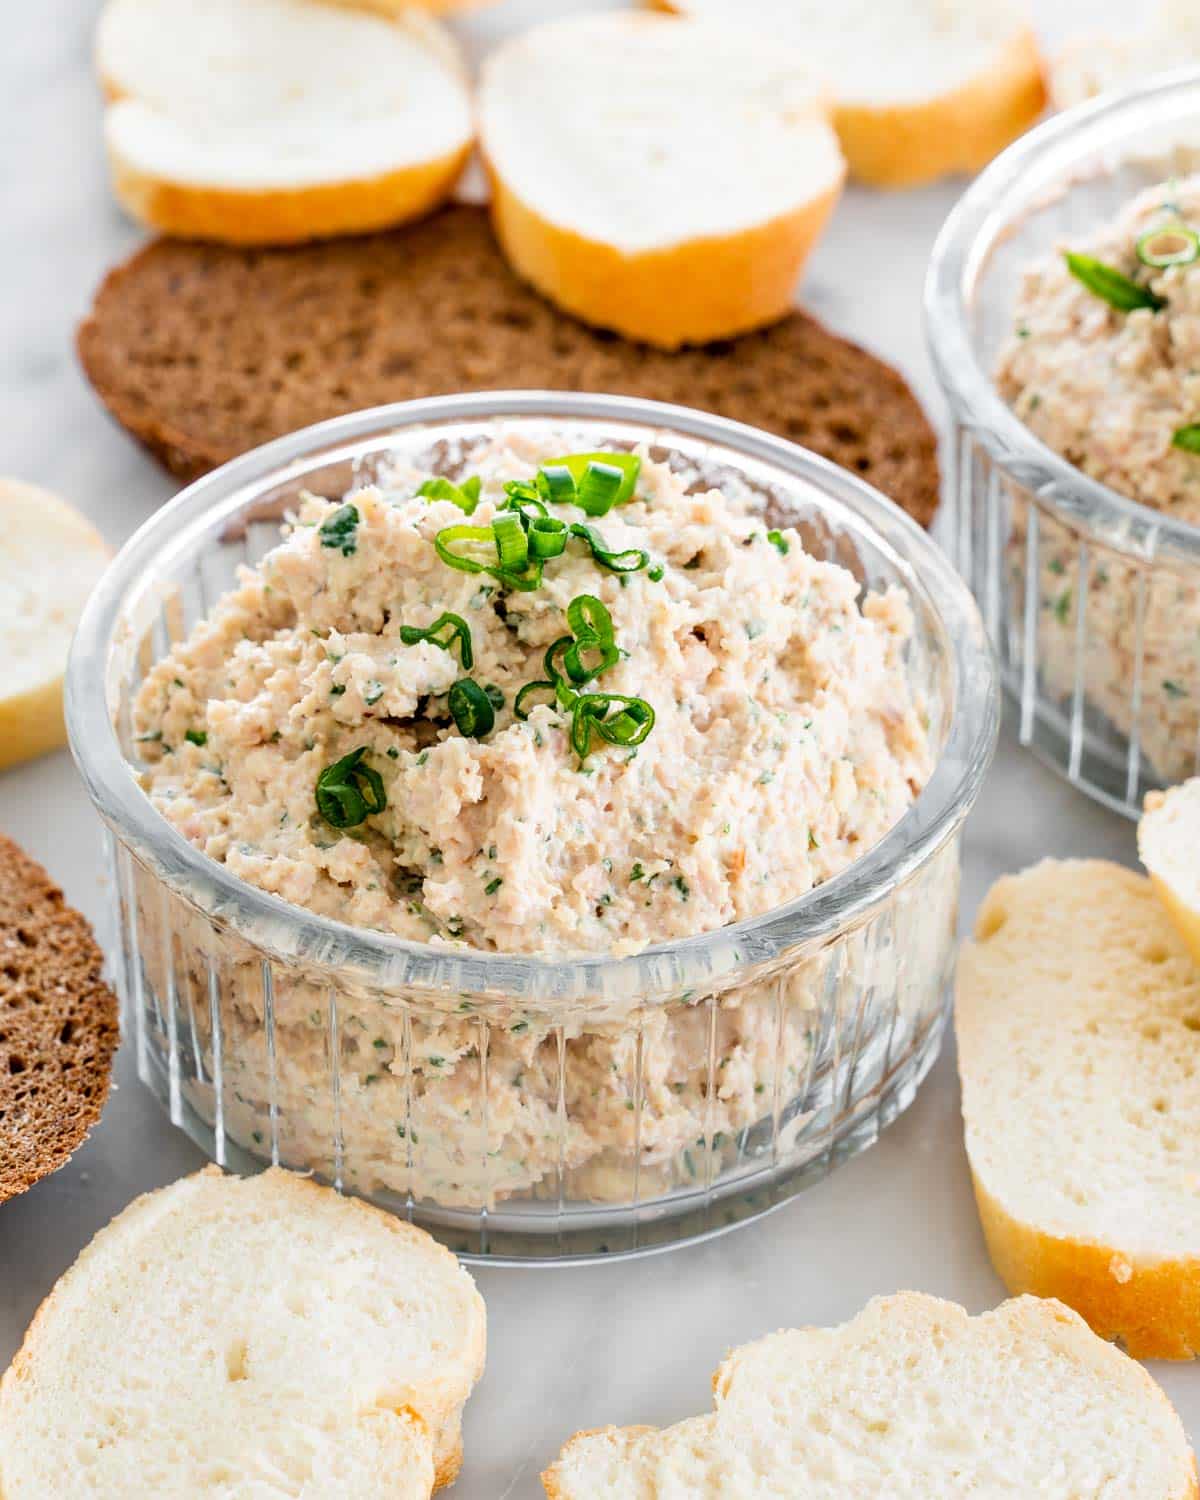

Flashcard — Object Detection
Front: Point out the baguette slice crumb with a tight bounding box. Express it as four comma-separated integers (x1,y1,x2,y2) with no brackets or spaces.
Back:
479,11,844,348
0,836,119,1203
652,0,1046,187
0,1167,486,1497
542,1292,1197,1497
957,859,1200,1360
97,0,473,244
0,479,110,771
1140,779,1200,969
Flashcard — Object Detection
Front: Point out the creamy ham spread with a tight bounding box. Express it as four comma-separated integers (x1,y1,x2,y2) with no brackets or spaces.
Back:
135,435,930,958
995,177,1200,782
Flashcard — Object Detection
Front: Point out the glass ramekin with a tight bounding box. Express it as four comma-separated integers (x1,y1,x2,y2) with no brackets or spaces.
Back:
66,392,997,1263
927,69,1200,818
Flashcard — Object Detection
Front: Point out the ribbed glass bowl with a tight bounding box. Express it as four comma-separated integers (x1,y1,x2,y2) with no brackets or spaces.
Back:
67,392,997,1263
927,69,1200,818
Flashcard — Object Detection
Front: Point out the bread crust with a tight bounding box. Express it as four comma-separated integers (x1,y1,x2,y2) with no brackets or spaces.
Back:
973,1176,1200,1362
483,162,843,349
106,141,472,246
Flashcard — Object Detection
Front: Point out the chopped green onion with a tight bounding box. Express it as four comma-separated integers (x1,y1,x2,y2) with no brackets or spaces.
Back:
318,503,360,556
1135,224,1200,268
484,683,505,712
766,529,790,556
536,464,578,508
514,679,557,720
647,563,664,582
434,523,495,574
563,593,619,683
417,475,482,515
1172,424,1200,454
184,729,207,746
448,679,496,737
570,692,655,764
1063,252,1166,312
569,523,649,574
528,515,568,559
546,452,641,514
399,611,474,669
501,481,548,520
315,747,387,829
492,511,529,572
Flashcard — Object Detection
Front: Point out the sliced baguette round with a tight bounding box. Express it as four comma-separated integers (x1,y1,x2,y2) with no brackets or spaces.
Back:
478,11,844,349
543,1292,1197,1497
0,479,110,772
652,0,1046,187
0,1167,486,1497
1140,779,1200,968
97,0,473,245
956,859,1200,1360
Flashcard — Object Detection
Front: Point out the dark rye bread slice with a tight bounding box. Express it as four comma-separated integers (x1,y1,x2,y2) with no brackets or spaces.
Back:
77,207,938,526
0,836,119,1201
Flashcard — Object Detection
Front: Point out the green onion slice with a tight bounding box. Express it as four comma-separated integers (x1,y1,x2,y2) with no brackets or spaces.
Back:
528,515,568,559
536,464,578,508
1135,224,1200,268
766,529,790,555
514,680,557,720
318,503,360,556
434,523,494,574
448,679,496,737
546,452,641,515
1063,251,1166,312
492,512,529,573
570,692,655,763
418,475,482,515
399,611,473,669
315,747,387,829
563,593,619,682
501,481,548,520
1172,424,1200,454
569,522,650,574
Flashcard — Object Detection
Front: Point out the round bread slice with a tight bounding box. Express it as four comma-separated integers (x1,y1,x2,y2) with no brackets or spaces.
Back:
0,836,119,1203
543,1293,1197,1498
653,0,1046,188
75,207,939,525
478,11,844,348
0,1166,486,1497
0,479,111,772
96,0,473,245
1140,779,1200,968
956,859,1200,1361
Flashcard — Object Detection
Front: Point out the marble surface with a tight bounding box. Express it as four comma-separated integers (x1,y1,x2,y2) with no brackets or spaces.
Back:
1,1,1195,1492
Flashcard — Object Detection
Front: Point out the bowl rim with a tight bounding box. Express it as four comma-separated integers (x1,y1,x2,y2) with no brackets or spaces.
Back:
925,65,1200,564
67,391,999,1000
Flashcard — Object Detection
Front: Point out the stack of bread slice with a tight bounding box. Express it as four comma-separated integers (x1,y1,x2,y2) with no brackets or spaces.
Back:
0,1167,486,1497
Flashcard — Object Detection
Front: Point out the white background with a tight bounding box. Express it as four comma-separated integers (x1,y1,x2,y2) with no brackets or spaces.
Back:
1,2,1194,1493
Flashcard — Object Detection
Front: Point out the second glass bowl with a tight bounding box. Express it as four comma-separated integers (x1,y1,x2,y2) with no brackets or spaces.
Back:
67,392,997,1261
927,69,1200,817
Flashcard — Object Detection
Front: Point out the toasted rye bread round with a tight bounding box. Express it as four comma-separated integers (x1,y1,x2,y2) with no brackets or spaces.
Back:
1140,778,1200,970
0,479,111,772
0,1166,486,1497
542,1293,1197,1497
75,207,939,526
956,859,1200,1361
651,0,1046,188
0,836,119,1203
479,12,844,348
97,0,473,245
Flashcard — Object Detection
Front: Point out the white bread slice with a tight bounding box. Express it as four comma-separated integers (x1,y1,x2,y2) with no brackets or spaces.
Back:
96,0,473,245
542,1292,1197,1497
0,1167,486,1497
651,0,1046,188
1049,3,1200,110
956,860,1200,1361
478,11,844,349
1140,779,1200,969
0,479,110,773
